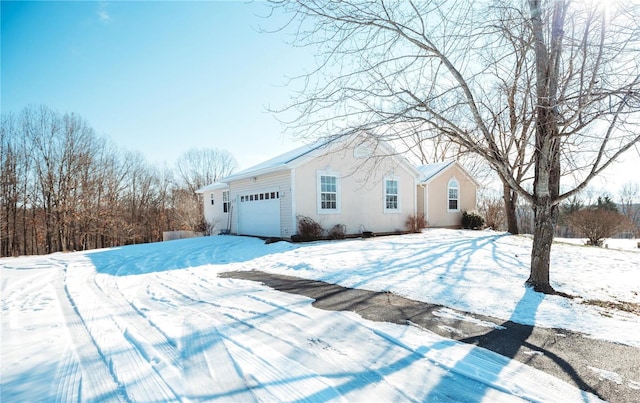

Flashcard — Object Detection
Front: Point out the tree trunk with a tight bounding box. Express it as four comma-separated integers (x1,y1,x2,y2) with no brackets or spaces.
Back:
503,183,519,234
527,200,558,294
526,0,566,294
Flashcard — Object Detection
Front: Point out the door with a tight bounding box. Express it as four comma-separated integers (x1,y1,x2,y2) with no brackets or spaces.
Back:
237,190,281,237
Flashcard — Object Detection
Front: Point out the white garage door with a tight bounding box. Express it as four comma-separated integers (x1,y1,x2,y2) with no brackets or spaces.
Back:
237,190,281,237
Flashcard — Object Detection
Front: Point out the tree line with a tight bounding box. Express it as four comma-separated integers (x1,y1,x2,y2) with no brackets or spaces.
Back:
0,105,236,257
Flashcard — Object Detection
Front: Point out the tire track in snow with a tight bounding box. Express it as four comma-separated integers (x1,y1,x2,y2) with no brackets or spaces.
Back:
155,279,345,400
95,270,184,371
218,304,422,402
1,259,62,317
176,298,344,402
49,345,82,402
146,279,262,401
157,278,418,402
54,267,124,402
179,314,257,402
60,256,180,402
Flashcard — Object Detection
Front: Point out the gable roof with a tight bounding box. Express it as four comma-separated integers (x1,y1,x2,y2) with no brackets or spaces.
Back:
217,133,420,183
195,182,228,194
416,161,455,182
417,160,480,186
219,137,336,183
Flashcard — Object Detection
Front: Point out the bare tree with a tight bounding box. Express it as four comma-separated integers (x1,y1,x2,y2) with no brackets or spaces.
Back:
271,0,640,294
175,148,237,194
174,148,237,231
619,181,640,237
0,113,22,256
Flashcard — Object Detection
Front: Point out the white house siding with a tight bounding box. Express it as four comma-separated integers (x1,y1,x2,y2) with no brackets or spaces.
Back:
423,165,477,228
202,188,230,234
293,146,417,235
227,170,292,237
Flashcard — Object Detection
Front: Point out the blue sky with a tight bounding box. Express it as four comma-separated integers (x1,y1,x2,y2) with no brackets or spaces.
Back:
1,0,311,169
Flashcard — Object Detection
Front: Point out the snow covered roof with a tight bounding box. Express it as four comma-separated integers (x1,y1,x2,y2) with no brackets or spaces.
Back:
416,161,455,183
203,134,422,186
195,182,229,193
219,137,338,182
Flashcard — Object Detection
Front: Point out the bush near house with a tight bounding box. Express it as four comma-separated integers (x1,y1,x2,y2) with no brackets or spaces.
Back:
462,211,485,230
296,216,324,240
405,213,428,233
328,224,347,240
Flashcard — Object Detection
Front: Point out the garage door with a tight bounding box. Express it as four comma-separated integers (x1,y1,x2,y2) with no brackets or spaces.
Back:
237,190,281,237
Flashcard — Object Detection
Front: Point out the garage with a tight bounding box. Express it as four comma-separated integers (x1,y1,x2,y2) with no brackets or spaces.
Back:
237,190,281,237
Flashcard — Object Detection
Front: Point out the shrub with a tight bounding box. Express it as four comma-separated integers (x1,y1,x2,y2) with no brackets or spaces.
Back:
328,224,346,240
405,213,427,233
479,197,505,230
462,211,485,230
297,215,324,239
566,208,632,247
194,217,215,235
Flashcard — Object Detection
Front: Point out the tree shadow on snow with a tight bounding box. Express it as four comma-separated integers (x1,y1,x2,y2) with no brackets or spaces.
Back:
424,287,602,402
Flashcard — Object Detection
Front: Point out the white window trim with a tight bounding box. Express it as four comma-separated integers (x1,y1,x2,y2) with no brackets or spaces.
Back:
383,176,400,214
447,177,460,212
222,190,230,214
317,170,341,214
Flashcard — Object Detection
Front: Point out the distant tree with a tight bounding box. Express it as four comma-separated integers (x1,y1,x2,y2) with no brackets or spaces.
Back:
596,196,618,213
174,148,237,232
175,148,237,194
618,181,640,237
0,113,23,256
556,194,585,237
566,209,631,247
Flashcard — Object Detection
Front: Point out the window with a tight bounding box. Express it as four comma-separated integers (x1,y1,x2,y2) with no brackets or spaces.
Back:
448,178,459,211
223,190,230,213
239,191,279,203
384,179,399,212
321,176,337,209
317,171,340,213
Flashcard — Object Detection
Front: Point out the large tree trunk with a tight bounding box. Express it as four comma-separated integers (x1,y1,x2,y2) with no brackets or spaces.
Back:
527,200,558,293
526,0,566,294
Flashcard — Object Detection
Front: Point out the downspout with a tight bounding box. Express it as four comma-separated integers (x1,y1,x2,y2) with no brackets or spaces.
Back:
421,183,428,225
290,168,297,238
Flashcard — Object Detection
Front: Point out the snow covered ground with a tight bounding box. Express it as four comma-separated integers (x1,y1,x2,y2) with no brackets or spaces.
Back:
2,229,638,402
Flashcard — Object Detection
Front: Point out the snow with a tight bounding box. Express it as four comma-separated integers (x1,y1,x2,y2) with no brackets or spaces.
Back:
588,367,624,385
416,161,454,182
220,137,332,183
2,229,638,402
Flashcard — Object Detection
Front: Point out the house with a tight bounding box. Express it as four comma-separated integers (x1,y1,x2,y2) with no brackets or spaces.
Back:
196,134,478,238
416,161,479,228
